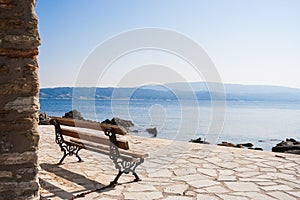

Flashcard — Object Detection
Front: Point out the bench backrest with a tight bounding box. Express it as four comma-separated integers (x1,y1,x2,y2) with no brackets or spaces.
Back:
50,119,129,150
61,127,129,150
52,117,127,135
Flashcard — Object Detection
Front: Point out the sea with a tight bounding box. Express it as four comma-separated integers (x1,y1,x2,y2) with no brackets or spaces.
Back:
40,98,300,152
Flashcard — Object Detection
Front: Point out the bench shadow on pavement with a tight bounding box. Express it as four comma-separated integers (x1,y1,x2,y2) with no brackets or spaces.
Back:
39,178,75,199
40,163,112,199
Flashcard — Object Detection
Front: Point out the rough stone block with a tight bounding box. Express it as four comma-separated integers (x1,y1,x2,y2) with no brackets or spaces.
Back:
0,171,13,178
4,96,39,112
0,180,39,199
2,34,40,49
0,152,37,165
0,0,15,9
0,48,39,58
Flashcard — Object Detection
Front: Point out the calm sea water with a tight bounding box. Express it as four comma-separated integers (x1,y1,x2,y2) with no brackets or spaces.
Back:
40,99,300,151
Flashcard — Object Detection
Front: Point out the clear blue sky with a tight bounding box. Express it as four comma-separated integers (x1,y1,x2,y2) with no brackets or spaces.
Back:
36,0,300,88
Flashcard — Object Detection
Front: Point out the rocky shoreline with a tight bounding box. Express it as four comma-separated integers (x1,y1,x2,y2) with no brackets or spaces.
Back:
189,136,300,155
39,110,300,155
189,137,263,151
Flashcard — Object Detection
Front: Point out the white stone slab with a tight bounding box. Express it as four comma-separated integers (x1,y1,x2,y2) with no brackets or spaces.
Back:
268,191,298,200
225,182,259,192
123,191,163,200
261,185,293,191
188,180,220,188
163,184,189,195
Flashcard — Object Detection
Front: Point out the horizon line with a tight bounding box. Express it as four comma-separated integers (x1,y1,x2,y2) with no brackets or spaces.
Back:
40,81,300,90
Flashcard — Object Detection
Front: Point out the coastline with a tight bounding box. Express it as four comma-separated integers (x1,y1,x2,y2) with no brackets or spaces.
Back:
39,98,300,153
39,111,300,154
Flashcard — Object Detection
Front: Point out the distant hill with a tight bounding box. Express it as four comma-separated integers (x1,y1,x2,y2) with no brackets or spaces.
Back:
40,82,300,102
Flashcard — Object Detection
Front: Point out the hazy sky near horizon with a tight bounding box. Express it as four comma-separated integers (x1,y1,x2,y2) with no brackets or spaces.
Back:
36,0,300,88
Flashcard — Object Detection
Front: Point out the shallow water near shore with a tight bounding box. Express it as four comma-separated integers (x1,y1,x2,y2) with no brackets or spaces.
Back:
40,99,300,151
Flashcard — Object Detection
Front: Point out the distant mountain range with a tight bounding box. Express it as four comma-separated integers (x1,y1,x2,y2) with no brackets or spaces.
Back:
40,82,300,102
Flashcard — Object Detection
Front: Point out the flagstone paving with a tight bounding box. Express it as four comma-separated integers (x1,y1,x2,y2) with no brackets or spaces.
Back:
38,126,300,200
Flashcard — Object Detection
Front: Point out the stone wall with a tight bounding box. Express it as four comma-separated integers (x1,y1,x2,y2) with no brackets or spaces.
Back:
0,0,40,199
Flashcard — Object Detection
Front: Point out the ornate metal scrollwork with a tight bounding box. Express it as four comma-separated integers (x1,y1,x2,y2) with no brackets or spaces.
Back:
50,119,83,165
105,128,144,185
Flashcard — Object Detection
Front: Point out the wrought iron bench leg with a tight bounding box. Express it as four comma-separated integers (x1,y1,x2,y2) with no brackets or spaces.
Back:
133,172,141,182
58,152,68,165
110,170,142,186
57,145,83,165
75,148,83,162
110,170,124,186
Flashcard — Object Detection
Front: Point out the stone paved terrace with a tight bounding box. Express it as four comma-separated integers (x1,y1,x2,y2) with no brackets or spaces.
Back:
38,126,300,200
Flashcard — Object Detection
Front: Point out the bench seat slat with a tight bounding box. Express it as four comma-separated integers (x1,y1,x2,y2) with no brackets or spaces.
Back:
77,145,139,162
70,138,148,159
65,139,136,161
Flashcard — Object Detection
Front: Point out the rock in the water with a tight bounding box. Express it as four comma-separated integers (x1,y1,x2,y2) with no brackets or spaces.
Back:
63,109,84,120
38,112,51,125
101,118,117,125
272,138,300,154
218,141,242,148
190,137,210,144
112,117,134,128
287,138,297,143
146,127,157,137
237,143,253,148
218,141,262,150
101,117,134,132
249,147,263,151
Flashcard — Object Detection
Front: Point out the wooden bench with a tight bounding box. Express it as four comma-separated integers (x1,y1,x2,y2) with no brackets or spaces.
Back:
50,118,148,185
